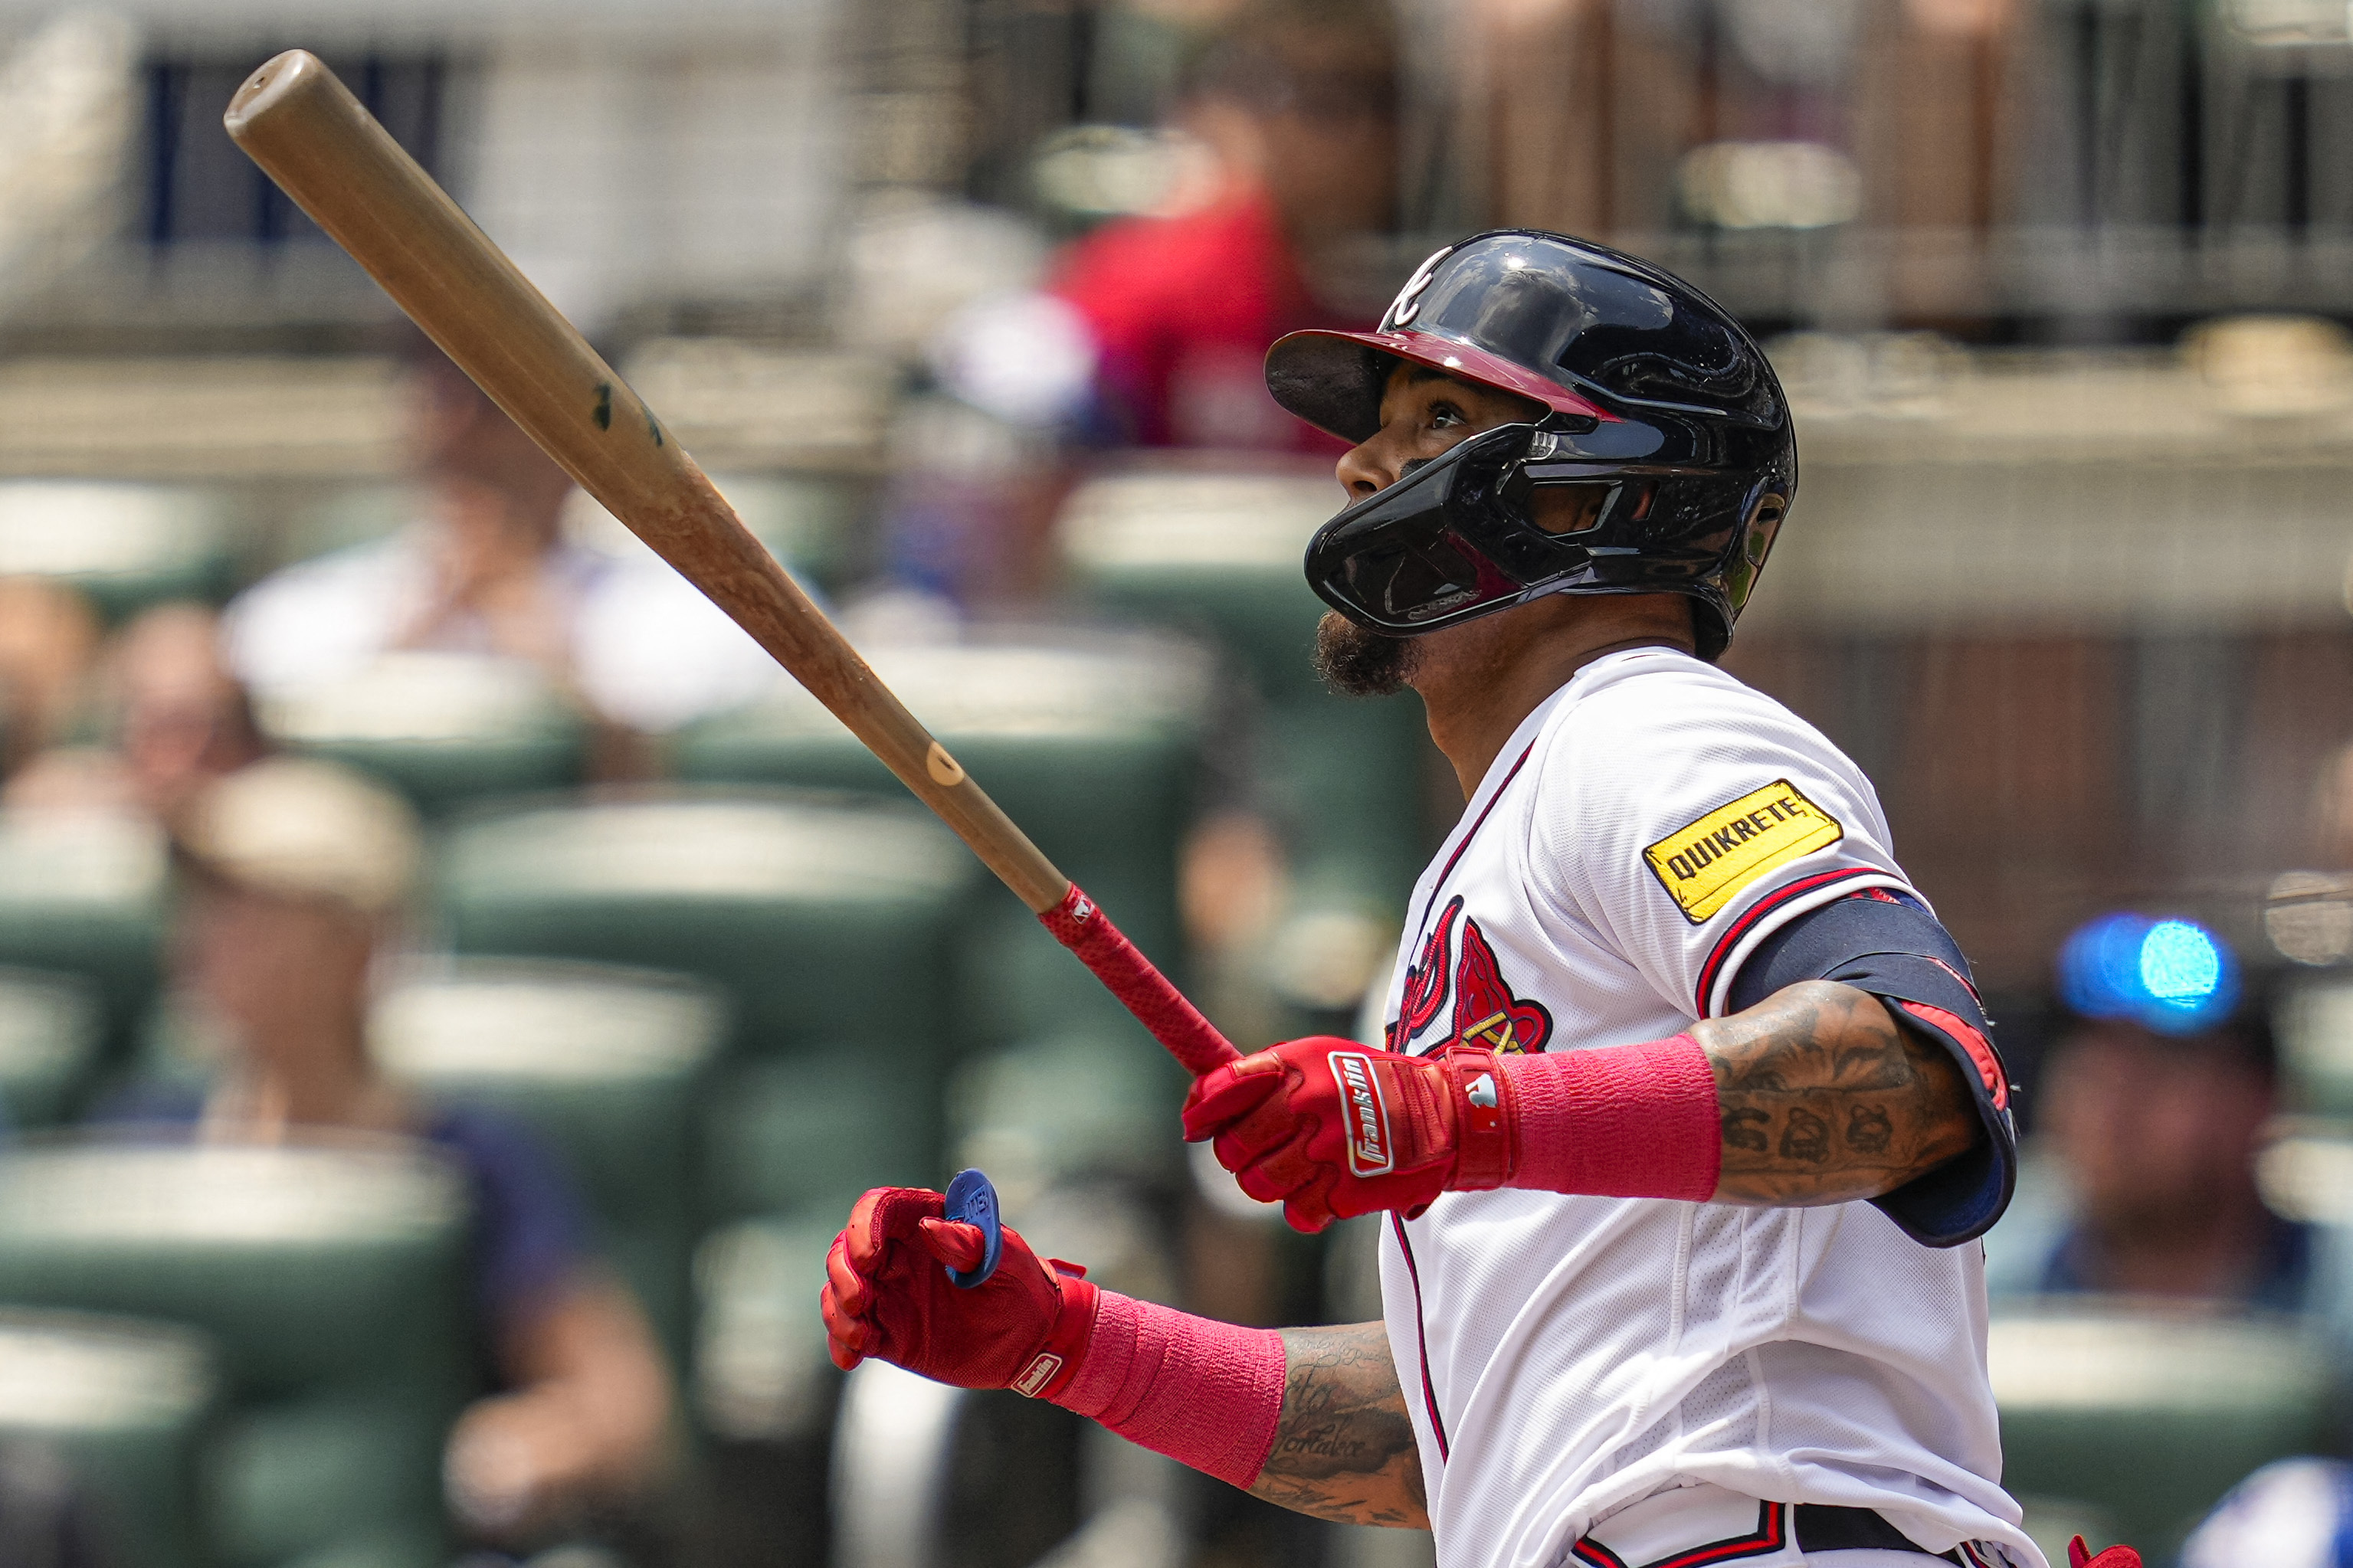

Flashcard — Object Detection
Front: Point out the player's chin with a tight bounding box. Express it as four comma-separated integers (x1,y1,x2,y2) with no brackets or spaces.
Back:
1313,611,1420,697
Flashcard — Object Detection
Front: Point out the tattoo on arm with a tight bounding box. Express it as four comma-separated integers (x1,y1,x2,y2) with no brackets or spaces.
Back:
1695,980,1981,1206
1248,1321,1428,1530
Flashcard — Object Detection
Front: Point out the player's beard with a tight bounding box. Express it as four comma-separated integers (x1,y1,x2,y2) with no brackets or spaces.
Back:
1313,611,1421,697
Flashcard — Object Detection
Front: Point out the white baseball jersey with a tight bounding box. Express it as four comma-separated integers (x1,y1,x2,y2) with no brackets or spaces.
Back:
1371,647,2043,1568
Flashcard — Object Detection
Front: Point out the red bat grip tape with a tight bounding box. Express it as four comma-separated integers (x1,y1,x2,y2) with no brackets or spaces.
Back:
1039,885,1240,1077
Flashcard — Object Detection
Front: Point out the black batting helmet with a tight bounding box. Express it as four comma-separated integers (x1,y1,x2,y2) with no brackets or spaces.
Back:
1263,231,1796,659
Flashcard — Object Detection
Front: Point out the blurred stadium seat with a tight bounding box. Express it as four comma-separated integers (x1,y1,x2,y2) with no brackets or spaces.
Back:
1990,1301,2333,1557
1055,466,1427,917
0,810,166,1058
433,787,974,1060
0,1309,217,1568
673,633,1211,1044
0,483,238,620
0,967,101,1129
369,957,725,1364
2276,970,2353,1117
256,653,589,817
0,1138,473,1568
434,785,981,1381
946,1032,1183,1203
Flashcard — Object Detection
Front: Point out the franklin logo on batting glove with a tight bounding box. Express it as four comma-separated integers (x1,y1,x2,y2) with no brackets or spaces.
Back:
1332,1052,1394,1176
1183,1037,1520,1232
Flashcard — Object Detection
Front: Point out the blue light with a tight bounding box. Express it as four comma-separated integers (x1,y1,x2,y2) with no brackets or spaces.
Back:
2059,913,2237,1033
2060,913,2151,1019
2140,920,2221,1002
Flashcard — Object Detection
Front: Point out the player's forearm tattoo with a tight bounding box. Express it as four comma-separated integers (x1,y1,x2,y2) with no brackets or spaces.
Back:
1696,980,1980,1206
1248,1322,1429,1530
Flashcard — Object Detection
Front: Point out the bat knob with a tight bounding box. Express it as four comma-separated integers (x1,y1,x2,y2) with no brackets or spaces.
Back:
942,1167,1002,1289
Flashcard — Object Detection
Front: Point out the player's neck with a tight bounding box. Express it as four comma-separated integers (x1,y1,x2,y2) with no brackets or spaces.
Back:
1410,595,1696,800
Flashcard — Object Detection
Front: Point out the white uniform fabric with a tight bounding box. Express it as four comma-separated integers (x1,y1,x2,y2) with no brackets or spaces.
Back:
1371,648,2043,1568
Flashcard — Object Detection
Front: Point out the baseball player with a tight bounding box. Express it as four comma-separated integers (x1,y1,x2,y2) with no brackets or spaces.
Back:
823,233,2138,1568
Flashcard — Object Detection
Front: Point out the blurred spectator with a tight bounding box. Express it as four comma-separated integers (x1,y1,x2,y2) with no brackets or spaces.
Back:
0,578,100,782
1989,994,2315,1311
5,603,261,825
105,758,673,1543
221,347,775,742
894,0,1397,602
1044,0,1398,450
2181,1457,2353,1568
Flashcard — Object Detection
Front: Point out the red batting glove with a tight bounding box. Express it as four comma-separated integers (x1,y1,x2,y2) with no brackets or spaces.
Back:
821,1185,1098,1399
2068,1538,2140,1568
1180,1036,1516,1232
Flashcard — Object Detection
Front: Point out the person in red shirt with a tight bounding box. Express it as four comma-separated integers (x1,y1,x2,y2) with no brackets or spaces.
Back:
1050,0,1400,451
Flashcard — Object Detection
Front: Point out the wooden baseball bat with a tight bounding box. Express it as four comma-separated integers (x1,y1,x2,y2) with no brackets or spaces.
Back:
225,51,1239,1077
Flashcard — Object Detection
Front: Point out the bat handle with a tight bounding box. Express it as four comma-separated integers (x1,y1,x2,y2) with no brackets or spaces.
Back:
1038,885,1242,1077
942,1167,1003,1289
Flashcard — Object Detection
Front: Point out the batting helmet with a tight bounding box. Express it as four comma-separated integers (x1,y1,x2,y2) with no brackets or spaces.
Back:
1263,231,1795,659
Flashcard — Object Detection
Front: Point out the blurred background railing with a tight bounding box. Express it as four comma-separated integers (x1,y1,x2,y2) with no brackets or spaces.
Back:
0,2,2349,1567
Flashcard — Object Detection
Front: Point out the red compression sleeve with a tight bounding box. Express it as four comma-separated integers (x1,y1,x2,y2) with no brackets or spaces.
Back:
1051,1290,1286,1490
1503,1034,1722,1200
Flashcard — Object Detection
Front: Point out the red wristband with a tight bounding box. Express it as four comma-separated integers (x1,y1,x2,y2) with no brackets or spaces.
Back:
1009,1272,1099,1401
1050,1291,1286,1490
1503,1034,1721,1201
1441,1045,1518,1189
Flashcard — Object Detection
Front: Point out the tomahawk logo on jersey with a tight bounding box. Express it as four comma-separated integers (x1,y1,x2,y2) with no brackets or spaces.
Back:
1384,895,1555,1056
1369,644,2033,1568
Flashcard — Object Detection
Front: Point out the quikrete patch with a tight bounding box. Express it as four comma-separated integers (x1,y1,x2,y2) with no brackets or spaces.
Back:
1643,781,1843,923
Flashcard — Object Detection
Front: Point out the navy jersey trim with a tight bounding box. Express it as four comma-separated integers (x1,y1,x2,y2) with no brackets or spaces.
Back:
1390,1212,1449,1462
1692,866,1886,1017
1571,1501,1791,1566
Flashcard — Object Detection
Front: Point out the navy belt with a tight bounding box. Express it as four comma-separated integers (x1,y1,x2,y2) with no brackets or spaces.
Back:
1796,1504,1968,1563
1573,1499,1970,1566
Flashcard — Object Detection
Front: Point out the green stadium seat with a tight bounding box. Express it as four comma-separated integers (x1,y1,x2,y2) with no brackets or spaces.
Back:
2276,972,2353,1117
0,1309,218,1568
0,968,101,1129
0,482,238,621
434,787,974,1060
700,1053,936,1224
1988,1300,2332,1557
436,788,979,1262
1055,467,1433,910
370,957,726,1361
691,1213,838,1442
0,1138,474,1568
0,811,168,1057
1057,470,1335,702
673,636,1211,1043
946,1032,1185,1200
256,653,588,817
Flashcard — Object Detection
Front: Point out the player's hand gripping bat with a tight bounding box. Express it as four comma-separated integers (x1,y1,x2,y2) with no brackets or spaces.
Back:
224,51,1238,1079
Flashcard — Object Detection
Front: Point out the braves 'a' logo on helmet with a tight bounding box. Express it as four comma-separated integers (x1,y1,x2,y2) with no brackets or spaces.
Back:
1450,917,1552,1055
1380,244,1454,331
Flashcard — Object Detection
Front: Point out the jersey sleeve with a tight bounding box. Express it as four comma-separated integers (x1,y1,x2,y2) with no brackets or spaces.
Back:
1728,889,2020,1246
1532,668,1916,1023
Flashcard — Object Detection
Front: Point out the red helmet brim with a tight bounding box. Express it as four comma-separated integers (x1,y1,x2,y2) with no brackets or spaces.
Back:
1263,327,1615,447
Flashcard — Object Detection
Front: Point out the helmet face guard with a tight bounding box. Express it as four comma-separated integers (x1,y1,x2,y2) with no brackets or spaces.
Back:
1270,230,1797,659
1305,421,1782,647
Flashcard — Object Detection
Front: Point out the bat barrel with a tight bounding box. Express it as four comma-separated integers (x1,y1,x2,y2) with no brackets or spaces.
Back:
224,51,1071,915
